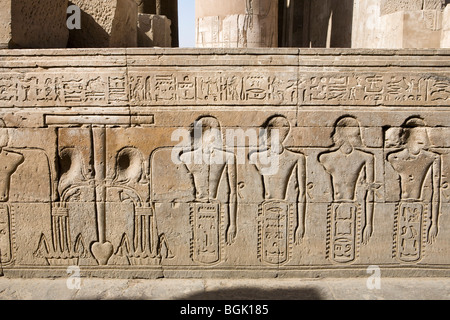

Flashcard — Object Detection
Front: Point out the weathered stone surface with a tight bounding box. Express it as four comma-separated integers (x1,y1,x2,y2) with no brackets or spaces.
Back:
353,0,446,48
0,48,448,279
196,0,278,48
0,0,69,49
138,0,178,47
381,0,445,15
0,0,11,49
442,4,450,48
68,0,138,48
138,14,172,47
0,278,449,300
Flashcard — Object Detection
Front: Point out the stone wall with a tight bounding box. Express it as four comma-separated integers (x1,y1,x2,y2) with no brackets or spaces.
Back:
0,0,69,49
353,0,448,48
0,48,448,278
68,0,138,48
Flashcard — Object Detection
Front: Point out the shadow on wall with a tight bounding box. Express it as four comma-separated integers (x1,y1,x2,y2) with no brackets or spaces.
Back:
67,6,110,48
278,0,354,48
180,287,323,300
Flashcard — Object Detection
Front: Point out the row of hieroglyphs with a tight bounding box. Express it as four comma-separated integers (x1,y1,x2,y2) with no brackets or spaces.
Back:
0,114,447,268
0,72,448,105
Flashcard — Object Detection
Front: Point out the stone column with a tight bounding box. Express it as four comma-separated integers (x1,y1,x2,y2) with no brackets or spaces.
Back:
352,0,446,48
196,0,279,48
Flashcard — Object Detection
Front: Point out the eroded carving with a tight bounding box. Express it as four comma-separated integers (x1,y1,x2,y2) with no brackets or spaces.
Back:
300,75,449,105
0,121,23,265
110,147,173,265
35,133,92,266
249,116,306,265
0,49,447,278
319,116,379,263
179,116,237,265
387,117,442,262
0,72,447,107
381,0,445,15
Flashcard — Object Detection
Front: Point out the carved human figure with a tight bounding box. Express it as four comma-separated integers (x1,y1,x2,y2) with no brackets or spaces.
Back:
318,116,376,263
179,116,237,264
0,122,24,202
249,115,306,265
387,117,441,262
0,120,23,263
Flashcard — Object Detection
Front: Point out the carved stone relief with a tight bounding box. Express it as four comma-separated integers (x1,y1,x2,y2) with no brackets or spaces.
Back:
0,49,447,278
386,117,442,262
319,117,379,264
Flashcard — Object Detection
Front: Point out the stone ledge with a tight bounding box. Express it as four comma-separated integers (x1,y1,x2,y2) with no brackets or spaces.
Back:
0,277,448,300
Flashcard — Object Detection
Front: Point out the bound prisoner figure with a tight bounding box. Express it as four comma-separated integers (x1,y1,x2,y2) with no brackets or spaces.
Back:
0,120,24,263
111,147,173,265
319,116,377,263
387,117,441,262
0,121,23,202
249,115,306,265
179,116,237,264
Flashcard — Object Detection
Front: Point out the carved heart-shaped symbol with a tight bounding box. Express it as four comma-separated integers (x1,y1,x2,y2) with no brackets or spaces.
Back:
91,241,113,266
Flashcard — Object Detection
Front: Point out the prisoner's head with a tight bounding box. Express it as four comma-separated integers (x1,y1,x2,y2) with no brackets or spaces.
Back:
264,115,291,148
332,116,363,149
192,116,223,150
114,147,144,183
0,119,9,148
401,117,430,155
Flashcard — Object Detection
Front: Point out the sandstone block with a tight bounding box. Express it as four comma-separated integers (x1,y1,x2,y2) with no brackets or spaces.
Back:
441,4,450,48
0,49,448,278
353,0,446,48
0,0,69,49
68,0,138,48
138,14,171,47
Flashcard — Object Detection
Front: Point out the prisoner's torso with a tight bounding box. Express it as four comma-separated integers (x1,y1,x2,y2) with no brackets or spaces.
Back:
320,149,372,201
253,149,304,201
388,149,437,200
182,149,234,202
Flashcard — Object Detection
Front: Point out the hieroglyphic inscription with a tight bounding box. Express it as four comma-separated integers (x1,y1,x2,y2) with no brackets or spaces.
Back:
396,203,424,262
300,74,450,105
258,201,292,265
0,72,447,107
128,73,299,105
0,205,11,263
329,203,359,263
0,73,128,106
190,202,222,265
